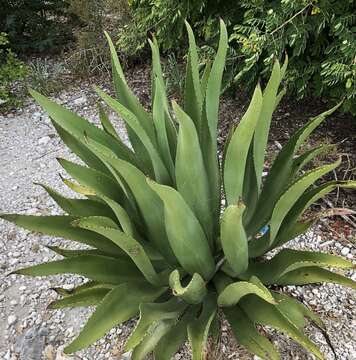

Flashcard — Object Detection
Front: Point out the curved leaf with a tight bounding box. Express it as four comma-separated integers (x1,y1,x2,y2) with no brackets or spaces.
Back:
131,320,176,360
221,202,248,275
187,294,217,360
154,310,193,360
98,104,119,138
218,276,276,307
125,298,186,351
64,282,165,353
275,266,356,289
83,138,177,264
169,270,207,304
245,249,354,284
224,306,280,360
247,103,342,236
240,296,325,360
272,292,324,330
269,158,341,243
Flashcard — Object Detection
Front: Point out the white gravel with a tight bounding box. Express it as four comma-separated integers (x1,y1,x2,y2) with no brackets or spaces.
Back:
0,86,355,360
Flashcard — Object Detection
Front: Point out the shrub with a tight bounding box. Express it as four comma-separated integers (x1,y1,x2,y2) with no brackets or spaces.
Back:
66,0,130,75
1,22,355,359
0,0,76,53
0,32,28,112
120,0,356,113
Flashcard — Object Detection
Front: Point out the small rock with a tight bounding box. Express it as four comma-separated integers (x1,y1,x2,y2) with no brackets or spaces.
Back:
33,112,42,120
55,346,72,359
73,96,87,105
20,326,47,360
120,352,132,360
341,247,350,256
38,136,51,146
44,344,54,360
8,315,17,326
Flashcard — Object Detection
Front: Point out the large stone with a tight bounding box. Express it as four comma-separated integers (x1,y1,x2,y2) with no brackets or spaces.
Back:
19,326,48,360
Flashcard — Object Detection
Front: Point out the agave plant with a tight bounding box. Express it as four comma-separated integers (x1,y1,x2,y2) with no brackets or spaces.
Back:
1,21,355,359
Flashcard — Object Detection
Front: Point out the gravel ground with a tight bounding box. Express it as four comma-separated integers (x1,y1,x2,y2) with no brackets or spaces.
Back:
0,84,355,360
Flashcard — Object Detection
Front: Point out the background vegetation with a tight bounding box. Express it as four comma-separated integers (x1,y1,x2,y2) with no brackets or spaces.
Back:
119,0,356,114
0,0,355,114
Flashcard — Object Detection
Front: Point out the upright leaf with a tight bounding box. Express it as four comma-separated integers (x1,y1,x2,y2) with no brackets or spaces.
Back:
221,202,248,275
224,84,263,205
148,180,215,280
174,102,213,245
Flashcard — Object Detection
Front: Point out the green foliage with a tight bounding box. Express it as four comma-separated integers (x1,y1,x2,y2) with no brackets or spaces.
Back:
120,0,356,113
0,32,28,112
2,23,356,359
0,0,76,53
66,0,130,75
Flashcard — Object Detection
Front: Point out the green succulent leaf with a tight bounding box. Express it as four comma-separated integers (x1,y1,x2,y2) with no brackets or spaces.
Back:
46,245,107,258
74,216,167,286
30,89,136,167
131,319,177,360
224,84,263,205
169,270,207,304
0,214,123,255
272,292,325,330
174,101,213,246
152,79,175,178
275,266,356,289
247,102,342,236
48,287,112,309
269,158,341,243
239,296,325,360
37,183,115,219
218,276,277,307
148,180,215,280
104,31,156,143
184,21,203,133
64,282,166,353
98,104,120,139
224,306,280,360
253,61,281,190
200,19,228,232
125,298,186,351
51,281,112,297
154,309,193,360
187,294,217,360
84,137,177,264
221,202,248,275
14,255,142,284
245,249,354,284
52,121,109,174
95,87,171,184
57,157,126,204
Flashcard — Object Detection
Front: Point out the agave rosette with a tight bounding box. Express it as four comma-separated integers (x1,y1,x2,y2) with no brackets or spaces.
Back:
1,21,355,360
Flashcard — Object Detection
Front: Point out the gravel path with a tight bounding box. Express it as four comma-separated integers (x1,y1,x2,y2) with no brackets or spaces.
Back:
0,86,355,360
